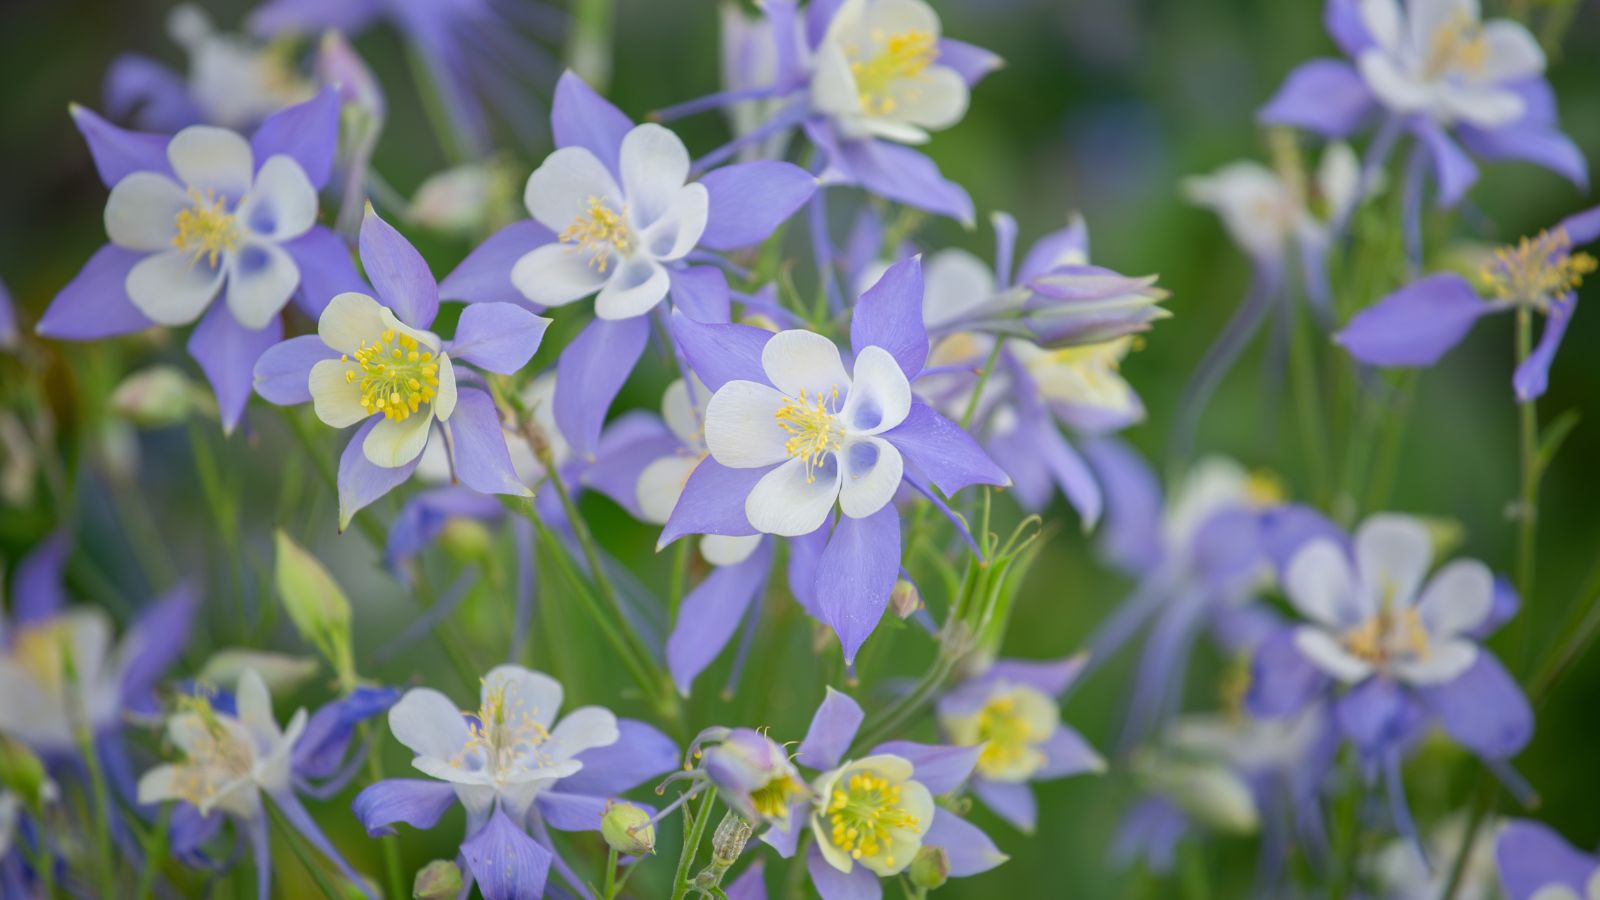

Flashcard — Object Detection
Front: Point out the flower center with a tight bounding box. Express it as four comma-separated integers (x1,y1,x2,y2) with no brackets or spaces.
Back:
172,188,241,268
171,694,256,808
826,769,920,869
453,681,551,779
12,621,74,693
560,196,634,274
1342,601,1430,668
1424,15,1489,79
775,387,843,484
750,772,807,820
1479,228,1597,310
344,329,440,422
972,694,1044,779
849,29,937,116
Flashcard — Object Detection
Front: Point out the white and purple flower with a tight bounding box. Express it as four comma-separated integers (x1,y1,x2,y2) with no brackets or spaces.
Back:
1496,819,1600,900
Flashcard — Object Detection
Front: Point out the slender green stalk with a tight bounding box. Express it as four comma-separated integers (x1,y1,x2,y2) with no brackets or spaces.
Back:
959,341,1005,431
1288,301,1332,506
265,800,345,900
671,789,718,900
404,43,471,165
133,802,173,900
669,539,692,617
74,725,117,898
361,722,407,900
603,847,621,899
567,0,616,92
279,407,388,548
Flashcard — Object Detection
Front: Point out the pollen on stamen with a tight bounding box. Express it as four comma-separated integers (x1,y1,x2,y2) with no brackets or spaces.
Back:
560,196,634,274
774,387,843,484
350,327,442,422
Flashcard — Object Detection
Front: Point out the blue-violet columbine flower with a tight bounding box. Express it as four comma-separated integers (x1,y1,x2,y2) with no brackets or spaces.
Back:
1496,819,1600,900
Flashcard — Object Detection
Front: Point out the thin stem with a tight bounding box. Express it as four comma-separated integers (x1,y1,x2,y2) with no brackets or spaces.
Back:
265,800,345,900
361,722,407,900
404,42,471,164
567,0,616,92
603,847,620,899
669,539,691,617
1512,305,1540,670
75,732,117,898
959,341,1006,431
279,407,388,548
133,802,173,900
670,789,718,900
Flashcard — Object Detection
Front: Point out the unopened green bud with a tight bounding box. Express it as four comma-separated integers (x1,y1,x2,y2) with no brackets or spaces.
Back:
890,580,921,619
110,365,210,428
412,859,462,900
438,518,495,564
273,531,355,686
908,846,949,890
601,801,655,855
0,738,54,812
198,649,320,697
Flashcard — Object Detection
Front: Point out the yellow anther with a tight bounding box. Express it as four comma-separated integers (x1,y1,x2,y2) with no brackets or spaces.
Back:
1480,228,1597,310
849,29,938,116
774,387,842,483
347,327,443,422
1343,607,1431,667
172,188,240,269
560,196,634,273
1425,13,1489,78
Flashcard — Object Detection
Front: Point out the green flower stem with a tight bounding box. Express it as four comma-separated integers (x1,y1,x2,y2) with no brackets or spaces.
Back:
603,847,621,899
361,721,407,900
133,802,173,900
670,789,718,900
404,43,471,165
567,0,616,92
278,407,387,548
265,799,345,900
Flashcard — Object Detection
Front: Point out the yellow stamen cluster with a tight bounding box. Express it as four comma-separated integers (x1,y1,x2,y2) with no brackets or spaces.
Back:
451,680,551,777
171,694,254,808
775,387,843,484
1425,15,1489,78
1479,228,1597,309
972,695,1042,779
850,29,937,116
826,771,919,868
12,622,73,692
561,196,633,274
1343,607,1431,667
750,772,808,819
1243,470,1286,508
346,329,439,422
172,188,240,269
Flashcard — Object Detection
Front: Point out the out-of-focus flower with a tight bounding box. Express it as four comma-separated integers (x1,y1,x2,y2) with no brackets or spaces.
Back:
1372,812,1501,900
408,161,521,237
109,364,215,428
38,91,362,433
1495,819,1600,900
936,655,1103,832
442,72,816,459
1259,0,1585,207
666,258,1008,662
252,208,548,528
759,688,1007,898
1337,205,1599,402
353,665,678,899
0,280,16,350
810,0,969,145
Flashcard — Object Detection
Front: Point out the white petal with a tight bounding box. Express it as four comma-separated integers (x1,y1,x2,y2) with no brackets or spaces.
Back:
482,665,565,729
701,533,762,567
840,345,911,434
1358,0,1404,52
637,183,709,262
861,118,931,145
762,330,852,399
619,123,692,229
1392,639,1478,685
239,155,316,241
126,248,224,326
1408,0,1479,58
837,436,902,519
746,455,840,537
856,0,941,37
363,411,433,467
318,292,387,354
546,706,620,761
510,243,610,307
704,380,791,468
104,172,187,251
1286,540,1362,627
1415,559,1493,637
810,41,862,120
1529,887,1583,900
1293,626,1375,683
1355,513,1433,608
594,257,670,320
1475,21,1544,84
309,359,367,427
885,64,968,131
136,764,182,805
523,146,622,234
637,454,700,524
233,669,278,740
922,249,995,330
1183,162,1290,260
1437,83,1525,129
168,125,253,198
1316,143,1362,223
434,353,457,421
661,376,708,446
224,240,299,329
1358,51,1432,114
388,687,470,761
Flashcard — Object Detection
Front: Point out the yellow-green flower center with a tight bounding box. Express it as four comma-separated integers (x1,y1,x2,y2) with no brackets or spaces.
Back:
560,196,633,274
452,680,551,777
775,387,842,484
171,694,255,808
12,622,74,693
1480,228,1597,310
750,772,808,820
825,770,920,869
971,694,1044,779
343,329,440,422
1343,606,1431,667
172,188,241,268
1424,15,1489,79
849,29,937,116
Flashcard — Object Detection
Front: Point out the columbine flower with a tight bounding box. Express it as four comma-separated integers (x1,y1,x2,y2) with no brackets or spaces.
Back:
1372,812,1501,900
810,0,969,145
1114,721,1263,875
104,4,314,132
0,533,195,755
1259,0,1585,206
761,688,1007,898
688,727,810,831
443,71,815,458
1496,819,1600,900
252,208,549,528
353,665,677,899
1337,205,1600,402
664,257,1008,662
936,656,1104,832
137,670,370,898
38,90,362,432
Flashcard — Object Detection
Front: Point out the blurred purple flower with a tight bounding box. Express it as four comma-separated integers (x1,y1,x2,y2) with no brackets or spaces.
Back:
1496,819,1600,900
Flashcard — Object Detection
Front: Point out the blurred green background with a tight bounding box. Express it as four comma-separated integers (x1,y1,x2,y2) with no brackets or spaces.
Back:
2,0,1598,896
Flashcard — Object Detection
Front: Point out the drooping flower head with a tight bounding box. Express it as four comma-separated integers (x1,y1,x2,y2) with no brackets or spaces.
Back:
689,727,810,832
253,208,549,528
38,90,362,432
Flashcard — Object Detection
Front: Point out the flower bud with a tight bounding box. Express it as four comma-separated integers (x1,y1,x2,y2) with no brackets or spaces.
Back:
908,846,949,890
601,802,655,855
412,859,462,900
317,30,385,125
273,531,355,687
111,365,209,428
198,649,320,697
890,580,921,619
0,737,54,812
